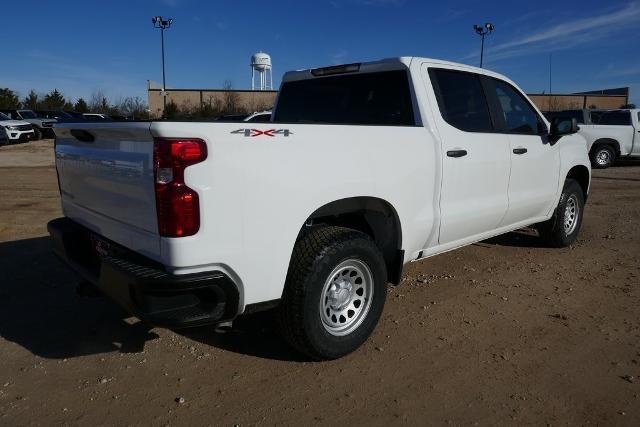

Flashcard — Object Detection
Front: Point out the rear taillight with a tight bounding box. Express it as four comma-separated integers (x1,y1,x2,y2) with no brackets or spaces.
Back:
153,138,207,237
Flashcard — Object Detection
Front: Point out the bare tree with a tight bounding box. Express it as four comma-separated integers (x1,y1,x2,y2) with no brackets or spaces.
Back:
222,80,241,114
89,90,110,113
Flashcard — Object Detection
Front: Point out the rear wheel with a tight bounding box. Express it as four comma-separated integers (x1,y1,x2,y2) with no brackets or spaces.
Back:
590,145,615,169
278,226,387,360
538,179,585,247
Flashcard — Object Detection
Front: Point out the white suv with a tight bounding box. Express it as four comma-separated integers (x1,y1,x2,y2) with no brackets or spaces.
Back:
0,112,35,143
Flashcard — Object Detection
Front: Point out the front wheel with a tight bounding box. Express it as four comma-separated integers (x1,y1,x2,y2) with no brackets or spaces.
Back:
590,145,615,169
538,179,585,247
278,226,387,360
32,128,42,141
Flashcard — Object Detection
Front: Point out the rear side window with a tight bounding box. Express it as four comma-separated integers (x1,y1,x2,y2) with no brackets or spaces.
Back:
492,79,540,134
429,69,493,132
599,111,631,126
274,70,415,126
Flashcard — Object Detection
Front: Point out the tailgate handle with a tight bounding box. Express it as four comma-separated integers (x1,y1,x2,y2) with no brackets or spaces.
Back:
447,149,468,158
70,129,95,143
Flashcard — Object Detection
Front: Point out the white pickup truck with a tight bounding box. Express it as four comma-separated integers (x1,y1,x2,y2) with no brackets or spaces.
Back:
580,109,640,168
49,57,591,360
547,109,640,168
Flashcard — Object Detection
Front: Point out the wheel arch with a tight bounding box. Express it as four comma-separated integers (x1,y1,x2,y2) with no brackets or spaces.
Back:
298,196,404,284
566,165,590,201
590,138,620,156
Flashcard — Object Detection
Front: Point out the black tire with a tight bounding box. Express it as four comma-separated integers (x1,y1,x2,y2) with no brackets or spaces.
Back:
538,179,585,247
590,145,615,169
278,226,387,360
33,127,42,141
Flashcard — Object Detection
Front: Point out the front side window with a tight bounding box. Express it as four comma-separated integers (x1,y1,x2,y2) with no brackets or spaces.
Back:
429,69,493,132
599,111,631,126
492,79,540,134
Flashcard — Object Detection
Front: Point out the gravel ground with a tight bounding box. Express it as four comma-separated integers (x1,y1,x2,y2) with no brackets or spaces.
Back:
1,140,639,425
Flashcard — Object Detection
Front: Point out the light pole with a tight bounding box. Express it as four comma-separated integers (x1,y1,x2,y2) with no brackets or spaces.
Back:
152,16,173,118
473,22,494,68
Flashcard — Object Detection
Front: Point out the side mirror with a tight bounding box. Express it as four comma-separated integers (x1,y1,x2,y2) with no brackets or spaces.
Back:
550,117,578,137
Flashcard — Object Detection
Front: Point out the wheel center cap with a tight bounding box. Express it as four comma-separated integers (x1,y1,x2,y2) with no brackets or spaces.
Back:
328,281,352,309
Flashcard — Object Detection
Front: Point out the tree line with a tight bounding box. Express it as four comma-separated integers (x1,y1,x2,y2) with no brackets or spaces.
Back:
0,87,149,118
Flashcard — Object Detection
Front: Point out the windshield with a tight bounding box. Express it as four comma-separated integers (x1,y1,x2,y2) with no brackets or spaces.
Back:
19,110,38,119
0,112,10,120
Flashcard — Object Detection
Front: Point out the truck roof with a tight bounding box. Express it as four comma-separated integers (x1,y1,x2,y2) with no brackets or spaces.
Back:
283,56,511,85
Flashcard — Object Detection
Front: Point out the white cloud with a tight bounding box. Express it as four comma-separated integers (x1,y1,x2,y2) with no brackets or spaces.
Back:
461,2,640,62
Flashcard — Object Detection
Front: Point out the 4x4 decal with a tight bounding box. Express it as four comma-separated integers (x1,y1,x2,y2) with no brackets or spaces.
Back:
231,129,293,137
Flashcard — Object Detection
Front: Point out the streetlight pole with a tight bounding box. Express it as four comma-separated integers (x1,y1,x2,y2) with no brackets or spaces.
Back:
473,23,494,68
152,16,173,118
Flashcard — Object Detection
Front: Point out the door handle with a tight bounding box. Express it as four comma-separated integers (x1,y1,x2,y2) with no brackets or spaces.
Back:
513,148,528,155
447,149,468,158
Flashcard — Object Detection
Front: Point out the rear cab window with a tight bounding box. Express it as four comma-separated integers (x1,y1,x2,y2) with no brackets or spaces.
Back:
274,70,415,126
598,111,631,126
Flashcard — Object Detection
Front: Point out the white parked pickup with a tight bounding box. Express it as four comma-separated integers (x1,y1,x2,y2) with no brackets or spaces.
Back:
580,109,640,168
49,57,591,360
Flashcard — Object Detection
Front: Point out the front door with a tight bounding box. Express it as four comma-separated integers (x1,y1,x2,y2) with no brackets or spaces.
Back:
488,78,560,226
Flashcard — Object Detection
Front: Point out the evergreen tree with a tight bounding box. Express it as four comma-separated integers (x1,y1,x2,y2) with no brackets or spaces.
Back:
0,88,20,109
23,90,39,110
74,98,89,112
41,89,66,110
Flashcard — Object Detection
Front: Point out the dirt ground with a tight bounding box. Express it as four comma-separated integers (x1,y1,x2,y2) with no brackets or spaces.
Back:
1,140,639,426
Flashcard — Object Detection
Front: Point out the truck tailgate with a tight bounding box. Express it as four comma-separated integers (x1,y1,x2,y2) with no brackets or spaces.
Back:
54,123,160,256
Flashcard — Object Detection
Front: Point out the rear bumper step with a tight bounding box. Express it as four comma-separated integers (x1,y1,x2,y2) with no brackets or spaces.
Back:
47,217,239,328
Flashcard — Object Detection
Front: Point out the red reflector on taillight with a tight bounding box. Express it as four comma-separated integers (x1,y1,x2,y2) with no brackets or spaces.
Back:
153,138,207,237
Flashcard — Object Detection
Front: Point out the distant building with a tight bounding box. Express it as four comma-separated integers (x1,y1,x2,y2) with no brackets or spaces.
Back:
147,80,631,119
147,80,277,119
528,87,630,112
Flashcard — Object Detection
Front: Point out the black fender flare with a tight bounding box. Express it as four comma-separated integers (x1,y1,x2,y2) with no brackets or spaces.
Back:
590,138,620,157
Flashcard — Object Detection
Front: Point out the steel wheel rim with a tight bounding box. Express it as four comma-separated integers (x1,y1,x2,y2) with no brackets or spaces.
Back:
564,194,579,235
319,259,374,336
596,149,610,165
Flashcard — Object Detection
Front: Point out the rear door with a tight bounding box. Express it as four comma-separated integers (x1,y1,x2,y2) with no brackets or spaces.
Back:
427,67,511,245
487,78,560,226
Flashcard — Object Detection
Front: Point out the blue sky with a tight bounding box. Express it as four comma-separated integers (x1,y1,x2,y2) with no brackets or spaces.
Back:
1,0,638,105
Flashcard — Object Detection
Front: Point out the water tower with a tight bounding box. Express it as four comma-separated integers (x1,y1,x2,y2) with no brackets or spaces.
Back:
251,52,273,90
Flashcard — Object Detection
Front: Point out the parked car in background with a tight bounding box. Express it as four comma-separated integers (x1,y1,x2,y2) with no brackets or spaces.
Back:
244,110,272,122
82,113,113,121
545,109,640,168
544,109,602,125
215,113,247,121
0,112,35,143
215,111,272,122
65,111,87,120
0,109,56,139
35,110,80,122
580,109,639,168
50,57,591,360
